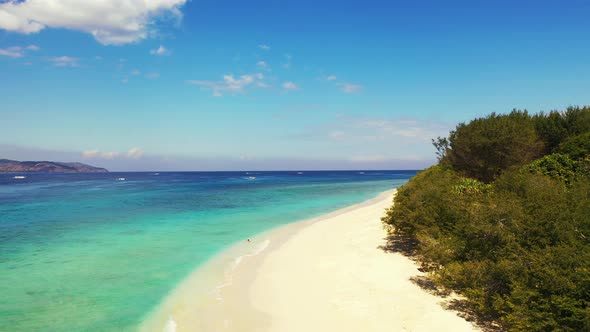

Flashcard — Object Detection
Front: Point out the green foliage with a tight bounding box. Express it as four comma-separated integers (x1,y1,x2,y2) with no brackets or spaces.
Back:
440,110,543,182
385,106,590,331
452,177,493,195
524,153,580,185
559,132,590,160
432,136,450,162
534,106,590,154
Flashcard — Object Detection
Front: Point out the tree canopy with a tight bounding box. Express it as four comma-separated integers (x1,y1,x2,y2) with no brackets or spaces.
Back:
384,106,590,331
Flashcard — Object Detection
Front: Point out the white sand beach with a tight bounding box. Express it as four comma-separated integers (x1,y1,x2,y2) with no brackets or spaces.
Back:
142,190,480,332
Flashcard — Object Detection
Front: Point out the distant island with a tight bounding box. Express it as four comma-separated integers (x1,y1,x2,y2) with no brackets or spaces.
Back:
0,159,108,173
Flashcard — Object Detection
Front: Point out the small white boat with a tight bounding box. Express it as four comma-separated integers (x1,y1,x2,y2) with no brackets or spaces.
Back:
297,172,303,175
13,175,26,179
153,173,160,176
247,176,256,180
116,177,126,181
358,172,365,175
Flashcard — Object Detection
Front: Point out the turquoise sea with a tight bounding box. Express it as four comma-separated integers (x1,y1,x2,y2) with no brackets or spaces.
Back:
0,171,415,331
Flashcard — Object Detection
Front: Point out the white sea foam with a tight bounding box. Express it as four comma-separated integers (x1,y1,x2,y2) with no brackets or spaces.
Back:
211,238,271,301
162,316,177,332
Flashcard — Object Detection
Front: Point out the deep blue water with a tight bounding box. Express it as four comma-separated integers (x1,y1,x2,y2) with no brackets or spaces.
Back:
0,170,416,331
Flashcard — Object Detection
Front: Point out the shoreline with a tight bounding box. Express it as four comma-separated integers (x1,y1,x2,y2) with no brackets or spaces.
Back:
141,189,479,331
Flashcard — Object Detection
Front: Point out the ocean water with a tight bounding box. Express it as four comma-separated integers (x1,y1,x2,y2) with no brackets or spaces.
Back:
0,171,415,331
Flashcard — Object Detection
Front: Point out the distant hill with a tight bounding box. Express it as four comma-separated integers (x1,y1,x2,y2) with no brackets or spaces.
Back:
0,159,108,173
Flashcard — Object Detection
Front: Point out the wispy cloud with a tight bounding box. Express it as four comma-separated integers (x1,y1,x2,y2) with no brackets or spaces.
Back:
348,155,392,162
144,72,160,79
0,143,432,171
329,131,346,140
320,74,362,94
187,73,266,97
282,81,298,90
282,54,292,69
48,56,78,67
83,147,145,160
150,45,171,56
259,44,271,51
338,82,362,94
0,0,187,45
256,60,269,69
82,149,119,160
127,147,144,159
0,45,39,58
0,46,24,58
324,117,452,143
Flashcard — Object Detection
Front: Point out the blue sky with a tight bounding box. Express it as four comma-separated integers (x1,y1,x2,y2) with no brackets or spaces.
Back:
1,0,589,171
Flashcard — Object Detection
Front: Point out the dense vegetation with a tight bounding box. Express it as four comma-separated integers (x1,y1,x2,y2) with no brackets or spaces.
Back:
383,106,590,331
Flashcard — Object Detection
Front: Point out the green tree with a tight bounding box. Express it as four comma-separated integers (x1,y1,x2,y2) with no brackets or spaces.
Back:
534,106,590,154
558,132,590,160
440,110,543,182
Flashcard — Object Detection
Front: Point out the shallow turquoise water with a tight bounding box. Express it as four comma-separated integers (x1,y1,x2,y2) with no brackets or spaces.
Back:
0,171,414,331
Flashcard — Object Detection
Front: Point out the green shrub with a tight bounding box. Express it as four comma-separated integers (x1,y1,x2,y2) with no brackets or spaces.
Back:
524,153,580,185
385,107,590,331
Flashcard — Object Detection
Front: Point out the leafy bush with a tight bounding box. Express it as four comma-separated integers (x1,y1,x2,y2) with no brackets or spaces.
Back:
524,153,580,185
384,107,590,331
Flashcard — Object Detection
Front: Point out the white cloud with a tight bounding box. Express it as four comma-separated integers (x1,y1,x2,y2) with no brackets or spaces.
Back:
326,118,452,143
259,44,271,51
130,69,141,75
338,83,362,94
187,73,266,96
127,147,144,159
83,148,144,160
282,81,298,90
48,56,78,67
0,0,187,45
0,44,39,58
326,75,337,81
329,131,346,140
145,72,160,79
82,149,119,160
82,150,100,158
256,81,271,88
150,45,171,56
0,46,24,58
256,60,268,69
